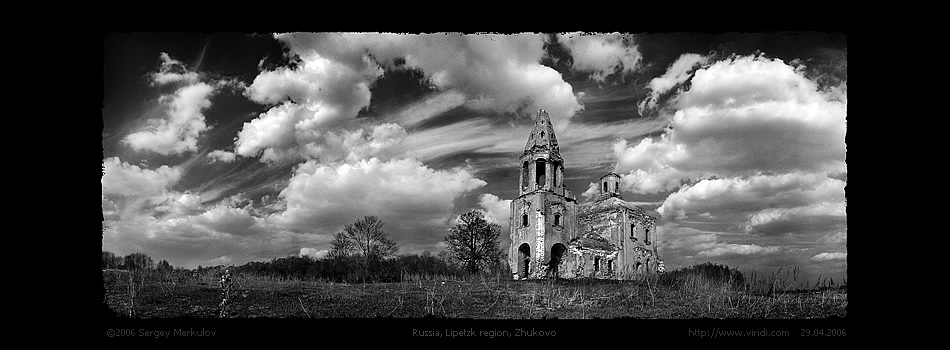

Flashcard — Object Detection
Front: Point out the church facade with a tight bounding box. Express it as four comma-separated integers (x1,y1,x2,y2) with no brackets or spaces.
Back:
508,109,662,279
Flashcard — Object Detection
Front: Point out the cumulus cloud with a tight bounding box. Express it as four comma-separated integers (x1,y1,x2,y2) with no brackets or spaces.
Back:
122,52,239,156
235,44,382,163
478,193,511,226
151,52,199,85
234,104,409,164
233,33,589,164
557,32,642,83
101,157,182,197
343,123,407,162
176,192,202,208
234,101,304,161
811,252,847,262
150,191,205,217
581,182,600,201
209,256,233,266
207,150,236,163
615,54,847,194
196,205,267,237
243,49,378,119
611,133,690,194
270,157,487,249
299,248,329,259
124,82,215,155
283,33,582,123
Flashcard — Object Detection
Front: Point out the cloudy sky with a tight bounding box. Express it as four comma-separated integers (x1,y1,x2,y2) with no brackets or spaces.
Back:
102,32,846,284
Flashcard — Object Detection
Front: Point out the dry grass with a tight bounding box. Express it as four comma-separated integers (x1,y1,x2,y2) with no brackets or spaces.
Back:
102,265,846,319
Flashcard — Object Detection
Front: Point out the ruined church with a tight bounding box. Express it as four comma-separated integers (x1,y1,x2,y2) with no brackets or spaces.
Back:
509,109,662,279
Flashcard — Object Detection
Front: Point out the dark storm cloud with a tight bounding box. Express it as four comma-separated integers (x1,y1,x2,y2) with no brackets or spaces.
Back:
358,65,436,119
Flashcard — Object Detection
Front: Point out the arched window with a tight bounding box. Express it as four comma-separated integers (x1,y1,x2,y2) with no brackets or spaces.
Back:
554,213,561,226
536,160,546,189
594,256,601,272
521,161,528,189
522,214,529,227
645,228,651,245
603,181,607,193
615,181,619,192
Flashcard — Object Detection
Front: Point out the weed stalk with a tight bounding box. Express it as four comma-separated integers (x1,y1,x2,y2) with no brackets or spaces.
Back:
219,269,233,318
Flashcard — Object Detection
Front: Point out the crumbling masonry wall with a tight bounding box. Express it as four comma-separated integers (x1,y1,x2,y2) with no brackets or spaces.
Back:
508,191,577,279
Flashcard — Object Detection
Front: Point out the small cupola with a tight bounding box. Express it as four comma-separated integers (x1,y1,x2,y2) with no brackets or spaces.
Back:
599,173,622,198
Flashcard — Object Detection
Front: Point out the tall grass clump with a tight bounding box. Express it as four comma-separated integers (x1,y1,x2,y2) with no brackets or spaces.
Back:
659,262,745,294
744,266,800,295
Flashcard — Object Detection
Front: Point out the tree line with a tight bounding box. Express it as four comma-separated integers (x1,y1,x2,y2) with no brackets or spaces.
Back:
102,251,173,271
102,209,506,283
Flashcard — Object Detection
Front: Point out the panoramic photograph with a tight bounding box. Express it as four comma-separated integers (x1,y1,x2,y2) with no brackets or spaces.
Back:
101,32,847,340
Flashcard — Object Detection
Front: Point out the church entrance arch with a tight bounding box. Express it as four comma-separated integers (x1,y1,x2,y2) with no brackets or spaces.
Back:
518,243,531,279
548,243,566,279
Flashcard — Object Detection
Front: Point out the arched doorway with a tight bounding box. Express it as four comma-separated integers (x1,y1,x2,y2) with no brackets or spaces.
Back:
518,243,531,279
548,243,566,279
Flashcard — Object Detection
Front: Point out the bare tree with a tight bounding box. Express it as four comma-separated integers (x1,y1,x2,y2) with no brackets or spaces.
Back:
328,231,355,259
341,216,399,266
445,210,503,274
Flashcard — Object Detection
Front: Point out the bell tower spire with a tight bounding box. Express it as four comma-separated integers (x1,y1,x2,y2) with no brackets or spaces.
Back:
518,109,564,195
524,109,560,157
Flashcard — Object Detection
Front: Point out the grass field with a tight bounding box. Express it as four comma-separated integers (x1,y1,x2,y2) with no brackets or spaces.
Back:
102,266,846,319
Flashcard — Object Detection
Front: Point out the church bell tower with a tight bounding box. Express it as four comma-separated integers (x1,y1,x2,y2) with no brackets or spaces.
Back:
509,109,576,279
